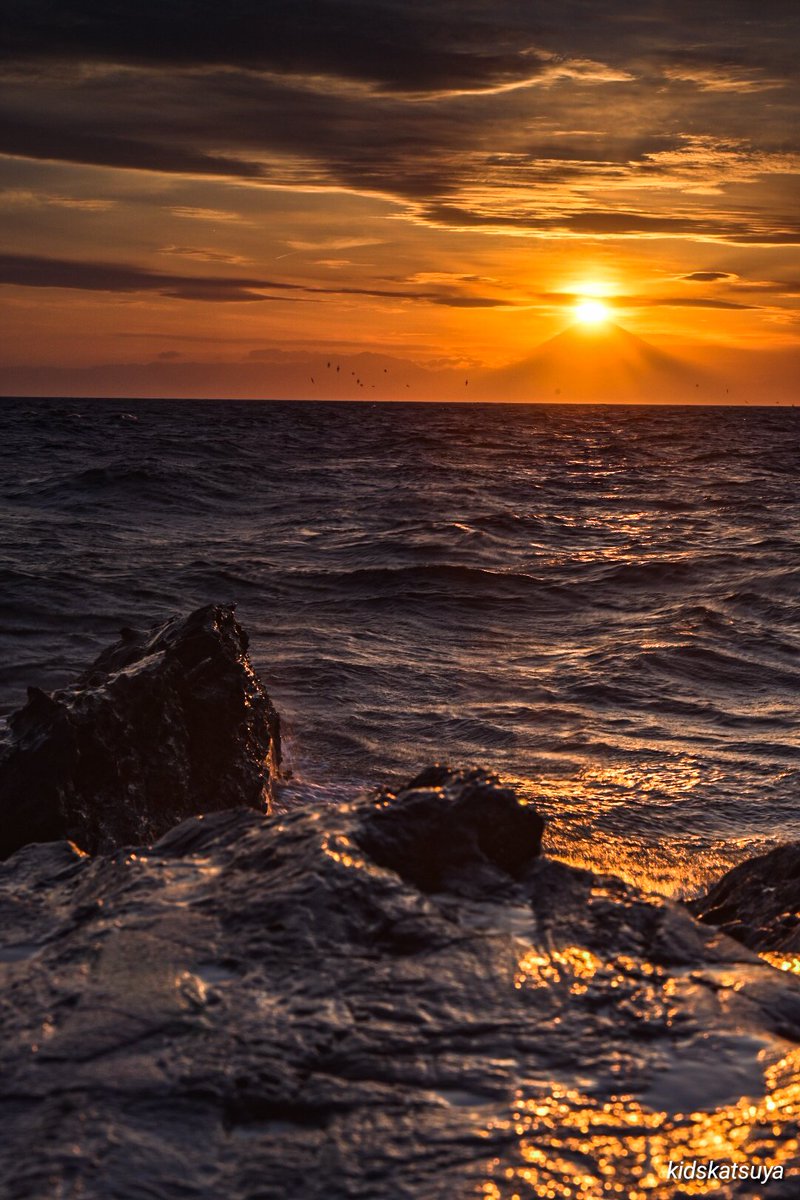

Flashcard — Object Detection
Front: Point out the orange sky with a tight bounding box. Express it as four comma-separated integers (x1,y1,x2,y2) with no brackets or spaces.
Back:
1,1,800,401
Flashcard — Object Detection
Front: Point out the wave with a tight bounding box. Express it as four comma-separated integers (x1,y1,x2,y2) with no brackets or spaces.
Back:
293,561,562,596
597,557,712,588
1,397,799,890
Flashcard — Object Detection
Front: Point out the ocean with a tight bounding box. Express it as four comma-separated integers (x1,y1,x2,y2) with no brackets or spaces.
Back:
1,397,798,896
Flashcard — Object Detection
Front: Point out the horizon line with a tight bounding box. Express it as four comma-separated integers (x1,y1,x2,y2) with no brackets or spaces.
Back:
0,394,795,409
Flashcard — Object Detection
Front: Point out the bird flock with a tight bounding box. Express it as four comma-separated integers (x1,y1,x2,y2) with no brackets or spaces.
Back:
307,360,469,393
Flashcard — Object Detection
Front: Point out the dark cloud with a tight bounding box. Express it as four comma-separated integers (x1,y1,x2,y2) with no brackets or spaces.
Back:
729,279,800,295
0,252,512,308
1,1,799,247
429,296,511,308
3,1,797,92
420,203,753,240
0,1,556,94
0,253,301,301
539,291,757,311
0,117,265,177
682,272,734,282
637,296,757,310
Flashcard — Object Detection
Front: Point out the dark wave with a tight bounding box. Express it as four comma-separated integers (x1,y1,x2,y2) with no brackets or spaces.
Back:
298,561,555,593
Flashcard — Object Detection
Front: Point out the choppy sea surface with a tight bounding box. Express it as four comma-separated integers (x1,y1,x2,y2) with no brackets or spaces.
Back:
1,398,798,895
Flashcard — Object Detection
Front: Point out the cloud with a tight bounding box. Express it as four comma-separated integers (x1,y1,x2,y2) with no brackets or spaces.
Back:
0,251,515,308
160,246,253,265
0,117,266,178
169,206,255,222
0,187,115,210
0,252,304,302
417,202,758,241
286,237,386,251
682,272,734,282
4,1,796,97
312,258,361,269
537,290,758,311
637,296,757,310
728,278,800,295
0,1,632,96
1,0,799,252
660,65,786,93
430,295,511,307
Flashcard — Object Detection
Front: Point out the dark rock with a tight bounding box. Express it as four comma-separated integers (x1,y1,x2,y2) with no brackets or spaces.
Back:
1,770,799,1199
691,842,800,954
0,605,280,858
356,766,544,893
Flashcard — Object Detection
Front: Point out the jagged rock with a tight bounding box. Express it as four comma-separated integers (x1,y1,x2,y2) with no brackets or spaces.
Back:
1,771,799,1199
357,766,544,893
691,842,800,954
0,605,280,858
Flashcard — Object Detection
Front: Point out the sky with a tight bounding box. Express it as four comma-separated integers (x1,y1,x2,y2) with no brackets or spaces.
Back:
1,0,800,401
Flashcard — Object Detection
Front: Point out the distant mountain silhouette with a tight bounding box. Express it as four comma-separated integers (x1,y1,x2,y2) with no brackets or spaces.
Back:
476,322,713,403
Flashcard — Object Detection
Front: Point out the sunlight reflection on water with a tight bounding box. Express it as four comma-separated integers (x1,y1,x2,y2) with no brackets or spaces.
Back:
479,1058,800,1198
510,764,771,898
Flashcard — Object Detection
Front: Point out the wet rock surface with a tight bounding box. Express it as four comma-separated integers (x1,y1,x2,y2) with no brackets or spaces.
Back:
356,766,545,893
692,842,800,954
0,605,280,859
1,770,800,1199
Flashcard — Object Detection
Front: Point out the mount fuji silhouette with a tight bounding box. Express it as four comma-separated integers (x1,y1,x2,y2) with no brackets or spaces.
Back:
476,322,713,403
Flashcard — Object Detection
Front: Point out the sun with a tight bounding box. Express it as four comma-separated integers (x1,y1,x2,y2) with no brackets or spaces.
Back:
574,297,611,326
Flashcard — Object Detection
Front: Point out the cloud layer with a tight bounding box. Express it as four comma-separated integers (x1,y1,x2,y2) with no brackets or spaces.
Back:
2,0,799,245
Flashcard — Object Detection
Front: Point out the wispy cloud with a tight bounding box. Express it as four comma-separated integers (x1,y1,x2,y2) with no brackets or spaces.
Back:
0,187,116,210
170,206,254,223
286,237,386,251
661,65,786,93
0,251,517,308
159,245,254,265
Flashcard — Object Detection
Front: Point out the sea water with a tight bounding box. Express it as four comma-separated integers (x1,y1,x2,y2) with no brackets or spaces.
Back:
1,398,798,895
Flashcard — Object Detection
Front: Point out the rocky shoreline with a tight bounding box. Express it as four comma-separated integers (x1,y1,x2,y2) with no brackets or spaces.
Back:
1,607,799,1198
